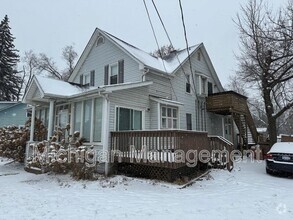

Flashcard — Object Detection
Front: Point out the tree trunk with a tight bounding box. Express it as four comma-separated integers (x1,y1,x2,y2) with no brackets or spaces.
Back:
263,87,277,146
267,116,277,146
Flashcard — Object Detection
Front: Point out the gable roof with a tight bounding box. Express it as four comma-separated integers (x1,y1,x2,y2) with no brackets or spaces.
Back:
22,75,83,103
70,28,205,79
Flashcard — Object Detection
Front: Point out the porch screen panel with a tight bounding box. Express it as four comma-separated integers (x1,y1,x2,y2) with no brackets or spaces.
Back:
83,99,92,142
93,98,103,142
74,102,82,132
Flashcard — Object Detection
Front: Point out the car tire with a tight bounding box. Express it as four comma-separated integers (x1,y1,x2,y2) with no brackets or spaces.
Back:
266,167,274,175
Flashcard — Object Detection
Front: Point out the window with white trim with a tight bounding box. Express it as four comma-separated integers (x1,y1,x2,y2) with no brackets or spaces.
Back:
116,107,143,131
73,98,103,142
186,74,191,93
161,106,178,129
110,63,118,85
84,74,90,85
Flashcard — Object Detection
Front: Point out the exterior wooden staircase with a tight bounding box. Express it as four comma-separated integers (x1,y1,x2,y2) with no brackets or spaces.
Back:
206,91,259,148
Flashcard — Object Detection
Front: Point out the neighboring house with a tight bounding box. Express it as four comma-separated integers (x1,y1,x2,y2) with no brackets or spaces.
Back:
0,102,28,128
23,28,256,176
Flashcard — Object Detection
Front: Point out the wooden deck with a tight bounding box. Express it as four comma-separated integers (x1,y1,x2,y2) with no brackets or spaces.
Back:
206,91,248,115
111,130,210,169
206,91,259,145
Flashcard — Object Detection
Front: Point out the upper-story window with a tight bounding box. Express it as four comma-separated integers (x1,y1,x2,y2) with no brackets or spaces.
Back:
186,74,191,93
199,76,207,95
80,71,95,86
104,60,124,85
84,74,90,85
197,52,201,61
208,82,213,95
96,36,105,47
110,63,118,85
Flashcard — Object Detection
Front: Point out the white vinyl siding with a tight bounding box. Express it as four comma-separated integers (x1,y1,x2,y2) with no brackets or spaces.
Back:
72,36,141,86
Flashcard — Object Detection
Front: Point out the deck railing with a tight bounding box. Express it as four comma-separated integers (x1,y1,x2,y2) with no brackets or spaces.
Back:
206,91,248,115
111,130,210,169
208,135,234,171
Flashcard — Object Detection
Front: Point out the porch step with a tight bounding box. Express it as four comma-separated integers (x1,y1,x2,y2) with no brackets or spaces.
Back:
24,166,44,174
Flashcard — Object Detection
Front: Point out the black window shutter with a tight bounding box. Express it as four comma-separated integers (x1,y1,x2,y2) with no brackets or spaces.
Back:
90,70,95,86
104,65,109,85
80,74,83,85
118,59,124,83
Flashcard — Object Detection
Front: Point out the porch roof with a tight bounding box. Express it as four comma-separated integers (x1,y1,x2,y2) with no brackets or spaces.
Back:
23,75,153,104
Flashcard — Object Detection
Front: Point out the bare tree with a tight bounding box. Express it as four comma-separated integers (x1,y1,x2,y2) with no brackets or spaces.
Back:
22,44,78,84
226,75,248,96
37,53,62,79
61,45,78,81
235,0,293,145
21,50,38,95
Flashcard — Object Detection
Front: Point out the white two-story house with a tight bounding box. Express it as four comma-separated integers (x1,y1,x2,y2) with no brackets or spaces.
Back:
23,28,241,175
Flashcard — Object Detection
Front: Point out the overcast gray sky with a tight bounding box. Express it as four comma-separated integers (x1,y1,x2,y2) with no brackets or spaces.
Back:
1,0,288,86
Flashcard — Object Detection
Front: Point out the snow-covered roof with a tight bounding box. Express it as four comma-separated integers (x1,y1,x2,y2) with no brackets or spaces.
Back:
23,75,153,103
69,27,224,91
35,75,82,98
269,142,293,154
104,30,200,73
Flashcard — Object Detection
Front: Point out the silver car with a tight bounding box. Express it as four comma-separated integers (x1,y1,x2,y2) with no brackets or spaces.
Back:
266,142,293,175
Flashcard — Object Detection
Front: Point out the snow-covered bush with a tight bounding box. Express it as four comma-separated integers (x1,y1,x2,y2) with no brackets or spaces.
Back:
27,129,98,180
0,126,28,162
0,118,47,162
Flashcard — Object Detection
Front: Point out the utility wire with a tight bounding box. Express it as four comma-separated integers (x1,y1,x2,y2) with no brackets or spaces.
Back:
143,0,168,73
151,0,197,96
178,0,197,95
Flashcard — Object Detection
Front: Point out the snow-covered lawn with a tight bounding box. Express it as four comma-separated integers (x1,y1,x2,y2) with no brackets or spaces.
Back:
0,158,292,220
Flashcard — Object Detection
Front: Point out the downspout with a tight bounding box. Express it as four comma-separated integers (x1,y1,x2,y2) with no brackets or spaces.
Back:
142,68,149,81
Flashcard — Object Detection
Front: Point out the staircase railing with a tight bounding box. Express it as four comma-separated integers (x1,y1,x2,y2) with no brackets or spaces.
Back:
208,135,234,171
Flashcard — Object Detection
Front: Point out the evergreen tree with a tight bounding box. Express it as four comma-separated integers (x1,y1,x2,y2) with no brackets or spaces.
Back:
0,15,21,101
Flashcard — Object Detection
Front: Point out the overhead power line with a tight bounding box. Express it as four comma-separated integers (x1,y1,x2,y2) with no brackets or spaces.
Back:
151,0,197,96
178,0,197,95
142,0,167,73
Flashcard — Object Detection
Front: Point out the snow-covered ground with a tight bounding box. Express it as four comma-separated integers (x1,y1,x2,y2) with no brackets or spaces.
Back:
0,157,292,220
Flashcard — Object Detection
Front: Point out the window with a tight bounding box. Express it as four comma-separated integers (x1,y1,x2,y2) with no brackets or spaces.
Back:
186,113,192,130
104,60,124,85
197,52,201,61
110,63,118,85
74,102,82,133
96,36,104,47
116,107,142,131
84,74,90,85
83,100,92,142
55,105,70,129
93,98,103,142
73,98,103,142
161,106,178,129
208,82,213,95
186,74,191,93
201,77,207,95
90,70,95,86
